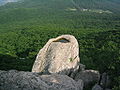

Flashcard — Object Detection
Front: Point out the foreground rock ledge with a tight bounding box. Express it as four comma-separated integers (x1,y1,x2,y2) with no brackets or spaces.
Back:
0,70,83,90
32,35,80,75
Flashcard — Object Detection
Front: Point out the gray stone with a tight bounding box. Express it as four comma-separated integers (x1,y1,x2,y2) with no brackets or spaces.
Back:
0,70,83,90
32,35,80,76
100,72,111,89
76,79,84,90
74,70,100,86
79,63,85,71
105,89,111,90
92,84,103,90
41,74,83,90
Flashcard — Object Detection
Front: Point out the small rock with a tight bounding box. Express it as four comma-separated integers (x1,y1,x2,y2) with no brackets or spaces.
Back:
105,89,111,90
74,70,100,86
79,63,85,71
92,84,103,90
100,72,111,88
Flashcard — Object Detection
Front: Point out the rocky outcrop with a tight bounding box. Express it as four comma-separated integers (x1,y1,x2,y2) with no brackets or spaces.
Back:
32,35,80,76
74,70,100,86
0,70,83,90
31,35,101,90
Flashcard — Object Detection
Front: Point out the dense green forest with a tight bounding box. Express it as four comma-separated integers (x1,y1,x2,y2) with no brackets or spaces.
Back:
0,0,120,89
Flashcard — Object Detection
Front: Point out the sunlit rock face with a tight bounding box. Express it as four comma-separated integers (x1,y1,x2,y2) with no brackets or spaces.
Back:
32,35,80,76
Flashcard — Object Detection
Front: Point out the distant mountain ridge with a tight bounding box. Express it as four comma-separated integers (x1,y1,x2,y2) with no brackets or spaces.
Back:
73,0,120,13
0,0,120,13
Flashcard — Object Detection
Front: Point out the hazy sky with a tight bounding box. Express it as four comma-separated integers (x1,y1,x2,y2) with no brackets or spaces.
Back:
0,0,18,5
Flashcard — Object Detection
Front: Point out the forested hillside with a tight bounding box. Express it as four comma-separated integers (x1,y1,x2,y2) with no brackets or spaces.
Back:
0,0,120,89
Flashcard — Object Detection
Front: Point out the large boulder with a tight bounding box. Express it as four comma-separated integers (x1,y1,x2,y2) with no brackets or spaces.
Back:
0,70,83,90
74,70,100,86
32,35,80,75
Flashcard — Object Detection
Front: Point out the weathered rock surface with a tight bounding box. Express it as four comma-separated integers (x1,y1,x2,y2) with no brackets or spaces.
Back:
74,70,100,86
32,35,80,75
0,70,83,90
41,74,84,90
